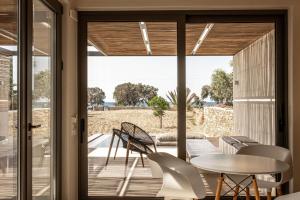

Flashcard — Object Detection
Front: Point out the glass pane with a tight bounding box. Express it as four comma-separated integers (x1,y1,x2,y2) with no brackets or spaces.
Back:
32,0,55,199
0,0,18,199
185,23,234,157
185,22,275,197
87,21,177,197
185,23,275,148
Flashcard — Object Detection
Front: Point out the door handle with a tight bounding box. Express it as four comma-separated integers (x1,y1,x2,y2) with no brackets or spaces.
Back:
80,118,85,143
28,123,42,131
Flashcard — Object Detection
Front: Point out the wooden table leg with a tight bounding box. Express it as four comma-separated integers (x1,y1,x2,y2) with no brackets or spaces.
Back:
252,175,260,200
215,173,224,200
233,185,240,200
246,187,250,200
105,133,115,166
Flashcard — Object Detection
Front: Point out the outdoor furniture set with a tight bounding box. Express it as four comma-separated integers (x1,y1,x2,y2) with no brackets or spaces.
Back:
149,145,293,200
105,123,293,199
105,122,157,167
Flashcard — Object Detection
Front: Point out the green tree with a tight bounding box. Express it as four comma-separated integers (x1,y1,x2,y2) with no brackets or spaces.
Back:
33,69,51,100
9,60,17,110
148,96,169,128
166,88,197,111
113,82,158,106
88,87,106,106
225,72,233,104
192,95,204,109
210,69,233,104
201,85,211,100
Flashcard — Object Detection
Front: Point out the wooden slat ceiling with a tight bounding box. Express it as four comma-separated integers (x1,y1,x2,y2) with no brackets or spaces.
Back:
88,22,274,56
187,23,275,55
0,0,51,56
0,0,17,48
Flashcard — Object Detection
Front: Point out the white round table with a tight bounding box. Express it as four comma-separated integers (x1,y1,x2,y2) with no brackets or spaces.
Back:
191,154,290,200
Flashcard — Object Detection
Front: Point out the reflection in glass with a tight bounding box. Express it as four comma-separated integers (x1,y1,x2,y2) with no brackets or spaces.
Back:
32,0,54,199
0,0,18,199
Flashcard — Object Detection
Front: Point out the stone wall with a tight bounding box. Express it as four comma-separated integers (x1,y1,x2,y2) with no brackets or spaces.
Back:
202,107,234,137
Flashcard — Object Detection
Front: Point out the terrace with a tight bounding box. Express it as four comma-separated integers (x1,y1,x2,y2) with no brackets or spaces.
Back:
83,21,277,198
0,1,297,199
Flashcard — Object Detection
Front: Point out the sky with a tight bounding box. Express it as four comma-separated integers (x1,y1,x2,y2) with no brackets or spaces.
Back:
88,56,233,102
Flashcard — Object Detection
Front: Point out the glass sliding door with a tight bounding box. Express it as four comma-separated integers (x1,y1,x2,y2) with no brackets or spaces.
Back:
0,0,19,199
0,0,61,199
0,0,19,197
78,12,287,200
85,21,178,198
31,0,56,199
185,23,275,158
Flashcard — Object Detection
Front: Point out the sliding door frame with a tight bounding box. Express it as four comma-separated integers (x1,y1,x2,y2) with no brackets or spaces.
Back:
77,13,186,200
77,10,288,200
18,0,63,199
185,10,289,148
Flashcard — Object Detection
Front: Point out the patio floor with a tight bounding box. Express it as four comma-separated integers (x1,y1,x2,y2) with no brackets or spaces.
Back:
0,135,269,199
87,135,267,197
0,158,51,199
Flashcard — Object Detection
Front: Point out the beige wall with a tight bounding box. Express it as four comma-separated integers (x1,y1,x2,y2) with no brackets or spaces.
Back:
61,0,78,200
61,0,300,199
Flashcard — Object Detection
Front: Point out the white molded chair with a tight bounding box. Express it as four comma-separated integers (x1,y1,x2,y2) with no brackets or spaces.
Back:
234,145,293,199
275,192,300,200
148,152,206,200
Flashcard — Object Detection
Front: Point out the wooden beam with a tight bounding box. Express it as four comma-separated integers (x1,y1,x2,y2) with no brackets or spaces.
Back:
88,39,107,56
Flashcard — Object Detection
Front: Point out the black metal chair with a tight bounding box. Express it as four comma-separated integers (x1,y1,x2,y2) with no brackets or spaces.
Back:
121,122,157,150
105,128,154,167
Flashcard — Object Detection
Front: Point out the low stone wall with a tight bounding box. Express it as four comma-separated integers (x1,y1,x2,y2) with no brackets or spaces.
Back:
202,107,233,137
4,107,233,138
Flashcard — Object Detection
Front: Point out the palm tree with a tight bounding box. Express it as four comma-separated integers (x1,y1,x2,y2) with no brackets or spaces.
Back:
166,88,198,110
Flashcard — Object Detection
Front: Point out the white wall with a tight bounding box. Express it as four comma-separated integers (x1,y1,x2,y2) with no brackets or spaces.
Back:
61,0,78,200
61,0,300,199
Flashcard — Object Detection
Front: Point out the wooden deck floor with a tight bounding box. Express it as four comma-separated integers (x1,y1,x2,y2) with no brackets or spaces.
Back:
87,156,246,198
88,152,269,198
88,156,162,197
0,137,269,199
0,158,51,199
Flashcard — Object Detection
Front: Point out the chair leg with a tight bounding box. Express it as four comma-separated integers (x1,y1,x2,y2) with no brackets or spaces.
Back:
276,186,282,196
140,153,144,167
233,185,239,200
125,140,131,166
114,137,120,159
105,133,115,166
246,187,250,200
252,175,260,200
215,174,224,200
153,144,157,152
267,191,272,200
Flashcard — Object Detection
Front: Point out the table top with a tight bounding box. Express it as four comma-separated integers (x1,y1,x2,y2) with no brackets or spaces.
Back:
190,154,290,175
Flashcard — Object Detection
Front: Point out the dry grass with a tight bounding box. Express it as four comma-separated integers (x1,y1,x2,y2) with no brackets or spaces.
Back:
88,109,205,137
